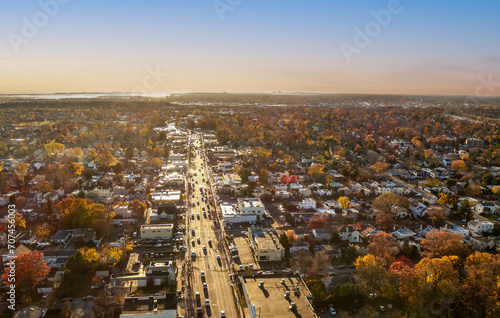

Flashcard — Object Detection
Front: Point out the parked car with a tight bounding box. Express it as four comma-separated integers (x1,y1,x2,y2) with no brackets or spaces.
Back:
329,306,337,316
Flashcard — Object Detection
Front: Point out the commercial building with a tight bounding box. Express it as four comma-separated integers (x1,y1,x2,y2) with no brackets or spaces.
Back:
140,224,173,239
238,198,265,217
247,228,285,262
120,294,177,318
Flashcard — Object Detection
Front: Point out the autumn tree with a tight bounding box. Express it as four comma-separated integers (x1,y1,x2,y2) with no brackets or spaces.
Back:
286,230,298,245
95,152,117,169
279,174,290,184
437,193,452,206
307,164,329,184
370,162,391,174
375,210,395,231
37,180,53,193
101,244,124,267
354,254,391,297
1,251,50,298
86,149,97,161
420,230,471,259
412,257,460,317
15,196,26,209
65,147,84,162
427,206,447,228
368,233,399,267
459,252,500,317
451,160,467,172
67,162,84,176
56,197,107,230
149,157,163,170
373,193,409,213
35,224,52,238
492,185,500,195
289,175,298,183
307,215,328,229
465,182,482,197
338,196,351,210
44,142,65,158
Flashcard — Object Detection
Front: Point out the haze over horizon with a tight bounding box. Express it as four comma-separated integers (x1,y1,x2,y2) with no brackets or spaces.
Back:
1,0,500,97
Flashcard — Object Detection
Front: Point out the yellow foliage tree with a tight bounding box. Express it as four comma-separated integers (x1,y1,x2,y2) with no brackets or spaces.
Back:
338,196,351,209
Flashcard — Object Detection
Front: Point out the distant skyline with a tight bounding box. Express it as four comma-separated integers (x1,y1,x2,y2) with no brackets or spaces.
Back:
1,0,500,96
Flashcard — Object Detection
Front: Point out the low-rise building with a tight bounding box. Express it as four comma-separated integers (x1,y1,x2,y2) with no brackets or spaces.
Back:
290,240,310,256
120,294,177,318
298,198,316,210
50,230,72,244
337,225,360,243
467,219,494,234
140,224,173,240
247,228,285,262
114,203,132,218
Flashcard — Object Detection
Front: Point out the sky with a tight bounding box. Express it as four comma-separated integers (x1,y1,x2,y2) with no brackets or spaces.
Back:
1,0,500,96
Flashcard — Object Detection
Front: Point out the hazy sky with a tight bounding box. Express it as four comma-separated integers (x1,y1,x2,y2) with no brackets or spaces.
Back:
1,0,500,96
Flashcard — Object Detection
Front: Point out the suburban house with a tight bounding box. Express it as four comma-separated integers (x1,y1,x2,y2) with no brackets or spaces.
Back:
312,228,331,241
467,219,494,234
290,240,310,256
50,230,72,244
391,227,417,239
475,202,497,214
337,225,360,243
298,198,316,210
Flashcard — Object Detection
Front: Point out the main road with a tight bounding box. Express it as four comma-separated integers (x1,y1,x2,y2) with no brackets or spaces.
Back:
185,134,238,318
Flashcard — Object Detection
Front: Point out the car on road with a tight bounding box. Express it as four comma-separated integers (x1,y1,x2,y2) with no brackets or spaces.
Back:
329,272,338,276
216,255,221,260
238,265,243,270
191,251,196,258
203,282,207,290
205,299,210,307
192,229,195,235
249,264,254,269
201,271,205,278
197,237,201,244
329,306,337,316
191,213,195,219
202,245,207,252
220,311,226,317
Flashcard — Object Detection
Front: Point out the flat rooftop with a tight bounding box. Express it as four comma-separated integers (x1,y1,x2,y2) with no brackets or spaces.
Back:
141,224,173,230
242,276,315,318
221,203,237,216
239,198,264,208
250,228,282,251
122,294,177,315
